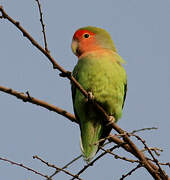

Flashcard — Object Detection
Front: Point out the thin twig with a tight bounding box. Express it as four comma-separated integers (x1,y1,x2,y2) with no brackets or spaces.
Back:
35,0,49,52
0,85,76,123
33,155,83,180
0,157,49,179
71,144,125,180
93,135,111,145
106,121,161,179
49,155,82,179
120,164,142,180
99,147,139,163
159,162,170,167
141,147,163,156
132,134,168,179
147,158,170,167
108,134,168,177
131,127,158,134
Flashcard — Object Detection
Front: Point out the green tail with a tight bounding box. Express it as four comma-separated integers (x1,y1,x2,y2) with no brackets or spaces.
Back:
80,116,103,162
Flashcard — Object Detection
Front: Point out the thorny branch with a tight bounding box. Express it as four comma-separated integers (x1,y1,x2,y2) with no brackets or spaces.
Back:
0,4,170,180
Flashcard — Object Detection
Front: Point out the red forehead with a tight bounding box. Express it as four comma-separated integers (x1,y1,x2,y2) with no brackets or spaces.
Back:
73,29,95,40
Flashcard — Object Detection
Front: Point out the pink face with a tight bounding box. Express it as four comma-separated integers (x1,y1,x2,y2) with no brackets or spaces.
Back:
72,29,100,57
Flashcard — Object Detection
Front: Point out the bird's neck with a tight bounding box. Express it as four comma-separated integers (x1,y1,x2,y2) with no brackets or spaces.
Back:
78,49,114,60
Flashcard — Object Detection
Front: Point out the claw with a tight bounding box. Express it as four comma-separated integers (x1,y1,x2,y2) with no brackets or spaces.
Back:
106,116,115,126
85,91,94,102
88,92,94,101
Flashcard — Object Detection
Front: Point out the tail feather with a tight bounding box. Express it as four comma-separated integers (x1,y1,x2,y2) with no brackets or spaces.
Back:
80,119,102,162
80,118,113,162
80,137,98,162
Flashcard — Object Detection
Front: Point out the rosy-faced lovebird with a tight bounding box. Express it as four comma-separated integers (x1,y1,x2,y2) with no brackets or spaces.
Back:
71,26,127,162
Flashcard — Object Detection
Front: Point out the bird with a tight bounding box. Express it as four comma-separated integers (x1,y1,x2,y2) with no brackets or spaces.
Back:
71,26,127,162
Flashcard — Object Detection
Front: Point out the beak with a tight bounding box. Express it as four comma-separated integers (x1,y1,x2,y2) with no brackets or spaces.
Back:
71,39,79,56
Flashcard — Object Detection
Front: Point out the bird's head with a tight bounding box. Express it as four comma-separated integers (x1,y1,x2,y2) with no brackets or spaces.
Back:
71,26,117,57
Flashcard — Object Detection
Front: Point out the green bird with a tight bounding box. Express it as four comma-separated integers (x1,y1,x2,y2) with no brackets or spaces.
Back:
71,26,127,162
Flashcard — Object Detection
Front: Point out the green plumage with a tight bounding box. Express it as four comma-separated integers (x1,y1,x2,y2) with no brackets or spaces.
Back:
71,27,127,161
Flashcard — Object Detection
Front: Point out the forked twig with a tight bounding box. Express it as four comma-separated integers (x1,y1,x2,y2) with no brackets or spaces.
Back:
120,164,142,180
142,147,163,156
99,147,139,163
71,144,125,180
132,134,167,179
49,155,82,179
33,155,83,180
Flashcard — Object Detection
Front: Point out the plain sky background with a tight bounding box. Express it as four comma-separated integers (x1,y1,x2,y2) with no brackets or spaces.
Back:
0,0,169,179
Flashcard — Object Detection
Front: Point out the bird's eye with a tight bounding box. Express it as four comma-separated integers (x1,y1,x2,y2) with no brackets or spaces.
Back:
83,33,90,38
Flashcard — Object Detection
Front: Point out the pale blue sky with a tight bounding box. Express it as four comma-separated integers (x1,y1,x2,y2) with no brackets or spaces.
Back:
0,0,169,179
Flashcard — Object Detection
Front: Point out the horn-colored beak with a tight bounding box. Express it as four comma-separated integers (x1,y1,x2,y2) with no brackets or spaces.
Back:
71,39,79,56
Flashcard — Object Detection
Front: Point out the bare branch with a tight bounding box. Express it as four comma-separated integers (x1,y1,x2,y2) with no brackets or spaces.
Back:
106,123,160,179
141,147,163,156
0,85,76,123
71,144,124,180
109,134,170,179
33,155,83,180
159,162,170,167
147,158,170,167
99,146,139,163
120,164,142,180
49,154,82,179
132,134,167,179
107,119,170,180
35,0,49,52
113,131,169,179
131,127,158,134
0,156,49,179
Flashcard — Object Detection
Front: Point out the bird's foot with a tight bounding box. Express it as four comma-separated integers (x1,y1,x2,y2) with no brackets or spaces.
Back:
106,116,116,126
85,91,94,102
